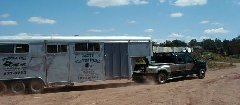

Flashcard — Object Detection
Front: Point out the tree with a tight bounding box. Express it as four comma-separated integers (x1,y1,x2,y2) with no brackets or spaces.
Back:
214,38,223,54
229,37,240,55
222,39,230,55
189,39,198,47
172,40,187,47
201,39,216,52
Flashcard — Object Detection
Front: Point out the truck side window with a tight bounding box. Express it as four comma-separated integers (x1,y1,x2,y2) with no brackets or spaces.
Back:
186,55,194,63
175,55,185,64
153,53,174,63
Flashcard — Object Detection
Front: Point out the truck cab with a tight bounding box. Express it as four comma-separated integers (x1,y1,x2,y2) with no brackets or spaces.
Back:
132,52,207,84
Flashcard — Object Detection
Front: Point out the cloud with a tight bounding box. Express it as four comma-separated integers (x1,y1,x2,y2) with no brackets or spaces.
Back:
169,33,184,38
204,27,229,34
200,20,209,24
211,22,222,26
170,12,183,18
128,20,136,24
88,28,115,33
144,28,154,33
1,13,10,18
131,0,148,5
200,36,210,40
233,0,240,5
94,12,101,15
159,0,166,3
174,0,207,7
0,20,18,26
87,0,148,8
28,17,56,24
16,33,58,36
168,33,197,42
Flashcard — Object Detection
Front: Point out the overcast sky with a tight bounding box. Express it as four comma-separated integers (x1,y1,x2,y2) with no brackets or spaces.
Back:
0,0,240,42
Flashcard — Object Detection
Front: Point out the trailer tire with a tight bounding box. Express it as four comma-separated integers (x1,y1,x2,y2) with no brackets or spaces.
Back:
10,80,25,94
156,72,167,84
28,79,44,94
0,81,7,95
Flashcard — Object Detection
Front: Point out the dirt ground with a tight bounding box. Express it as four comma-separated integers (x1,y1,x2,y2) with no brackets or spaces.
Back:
1,64,240,105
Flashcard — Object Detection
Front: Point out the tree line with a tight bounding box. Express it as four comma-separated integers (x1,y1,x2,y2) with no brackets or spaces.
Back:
155,35,240,56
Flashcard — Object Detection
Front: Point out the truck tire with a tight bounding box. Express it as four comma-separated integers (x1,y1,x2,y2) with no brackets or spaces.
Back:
10,80,25,94
28,79,44,94
0,81,7,95
156,72,167,84
198,69,206,79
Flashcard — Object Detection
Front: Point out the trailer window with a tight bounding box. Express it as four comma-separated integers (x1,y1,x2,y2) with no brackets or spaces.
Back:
0,44,14,53
15,44,29,53
47,45,58,53
59,45,67,52
47,45,67,53
88,43,100,51
75,43,100,51
0,44,29,53
75,43,87,51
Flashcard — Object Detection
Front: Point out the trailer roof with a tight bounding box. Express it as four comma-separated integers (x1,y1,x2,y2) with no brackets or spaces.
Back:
0,35,151,43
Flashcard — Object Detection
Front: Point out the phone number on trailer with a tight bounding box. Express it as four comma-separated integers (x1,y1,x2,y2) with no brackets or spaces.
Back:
3,71,27,76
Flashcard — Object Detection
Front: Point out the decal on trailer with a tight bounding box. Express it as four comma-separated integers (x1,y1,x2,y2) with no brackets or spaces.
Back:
1,56,27,76
75,53,102,81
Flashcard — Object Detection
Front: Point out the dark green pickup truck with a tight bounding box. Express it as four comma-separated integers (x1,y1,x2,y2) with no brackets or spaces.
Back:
132,52,207,84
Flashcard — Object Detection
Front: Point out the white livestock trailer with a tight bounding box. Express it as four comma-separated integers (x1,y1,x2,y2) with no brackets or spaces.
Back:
0,36,152,94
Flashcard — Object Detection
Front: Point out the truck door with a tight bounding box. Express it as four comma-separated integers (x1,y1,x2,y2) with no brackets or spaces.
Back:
174,54,186,72
46,43,70,83
185,55,194,71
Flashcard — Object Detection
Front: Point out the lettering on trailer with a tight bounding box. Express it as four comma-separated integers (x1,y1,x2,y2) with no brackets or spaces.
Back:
75,54,101,64
78,70,99,80
75,53,102,80
1,56,27,76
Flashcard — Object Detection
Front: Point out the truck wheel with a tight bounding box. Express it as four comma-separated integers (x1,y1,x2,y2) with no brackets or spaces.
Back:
198,69,206,79
0,81,7,95
28,79,44,94
156,73,167,84
10,80,26,94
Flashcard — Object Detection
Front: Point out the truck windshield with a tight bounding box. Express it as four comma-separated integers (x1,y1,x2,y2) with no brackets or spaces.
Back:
152,53,174,63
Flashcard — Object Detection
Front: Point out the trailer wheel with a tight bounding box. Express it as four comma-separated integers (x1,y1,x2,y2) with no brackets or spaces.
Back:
28,79,44,94
0,81,7,95
156,72,167,84
10,80,25,94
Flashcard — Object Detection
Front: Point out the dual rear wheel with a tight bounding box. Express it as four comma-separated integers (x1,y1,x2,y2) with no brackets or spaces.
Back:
0,79,44,95
10,80,26,94
0,81,7,95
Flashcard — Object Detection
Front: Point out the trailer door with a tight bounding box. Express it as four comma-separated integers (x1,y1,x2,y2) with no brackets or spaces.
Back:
104,43,129,79
46,44,70,83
